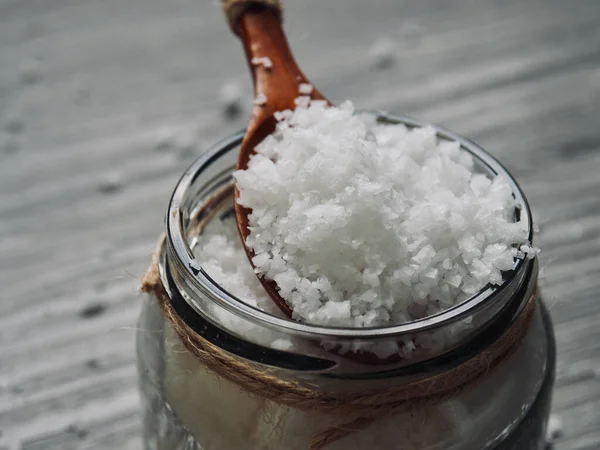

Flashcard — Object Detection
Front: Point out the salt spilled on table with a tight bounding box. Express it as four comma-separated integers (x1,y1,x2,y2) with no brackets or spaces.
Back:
368,37,397,69
3,113,24,135
19,58,42,85
546,414,563,443
234,99,537,328
218,80,244,119
97,171,123,194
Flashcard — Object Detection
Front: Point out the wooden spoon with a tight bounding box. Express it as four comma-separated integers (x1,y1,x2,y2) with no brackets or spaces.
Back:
222,2,410,365
222,0,332,318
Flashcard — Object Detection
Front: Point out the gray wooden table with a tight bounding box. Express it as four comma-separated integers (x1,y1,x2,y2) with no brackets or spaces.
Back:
1,0,599,449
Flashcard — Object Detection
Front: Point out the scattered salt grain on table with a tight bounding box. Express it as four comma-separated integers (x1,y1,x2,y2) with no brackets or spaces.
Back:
97,171,123,194
155,127,177,151
154,125,198,160
368,37,397,69
218,80,244,119
1,133,20,154
234,99,534,328
546,414,563,442
19,58,42,85
3,114,24,134
398,19,424,47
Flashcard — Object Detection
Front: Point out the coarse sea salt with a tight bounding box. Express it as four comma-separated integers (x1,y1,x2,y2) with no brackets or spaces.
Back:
254,92,267,106
298,83,314,95
251,56,273,70
233,99,536,328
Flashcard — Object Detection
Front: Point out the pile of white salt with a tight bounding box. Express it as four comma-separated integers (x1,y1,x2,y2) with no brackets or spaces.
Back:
231,98,536,328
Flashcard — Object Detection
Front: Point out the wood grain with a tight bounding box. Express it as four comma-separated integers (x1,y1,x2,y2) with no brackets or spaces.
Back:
0,0,599,449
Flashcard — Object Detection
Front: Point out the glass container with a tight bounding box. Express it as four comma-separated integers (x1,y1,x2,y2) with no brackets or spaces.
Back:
136,113,555,450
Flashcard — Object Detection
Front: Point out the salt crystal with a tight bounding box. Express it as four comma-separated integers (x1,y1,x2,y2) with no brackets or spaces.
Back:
315,300,352,326
412,245,436,266
252,252,271,269
294,96,311,108
3,114,24,134
298,83,313,95
251,57,273,70
274,110,293,122
444,272,463,288
521,244,540,260
271,339,294,351
254,93,267,106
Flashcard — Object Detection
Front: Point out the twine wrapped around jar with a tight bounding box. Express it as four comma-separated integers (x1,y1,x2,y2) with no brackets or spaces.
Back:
141,237,537,450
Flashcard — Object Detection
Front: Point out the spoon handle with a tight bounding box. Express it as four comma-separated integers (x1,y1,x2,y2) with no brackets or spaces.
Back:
220,0,325,115
221,0,314,155
221,0,297,107
221,0,283,34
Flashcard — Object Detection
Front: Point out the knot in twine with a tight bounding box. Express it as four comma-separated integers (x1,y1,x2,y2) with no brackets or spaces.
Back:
141,240,537,450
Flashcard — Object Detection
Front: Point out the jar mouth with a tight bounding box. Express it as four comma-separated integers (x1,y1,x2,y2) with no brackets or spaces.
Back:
166,111,534,340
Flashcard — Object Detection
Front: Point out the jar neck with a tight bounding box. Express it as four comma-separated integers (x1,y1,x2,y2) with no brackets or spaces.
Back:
161,114,536,378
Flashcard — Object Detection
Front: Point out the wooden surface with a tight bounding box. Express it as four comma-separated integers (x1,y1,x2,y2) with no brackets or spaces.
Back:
1,0,599,449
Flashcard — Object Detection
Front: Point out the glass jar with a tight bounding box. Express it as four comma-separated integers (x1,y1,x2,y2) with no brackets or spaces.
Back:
136,113,555,450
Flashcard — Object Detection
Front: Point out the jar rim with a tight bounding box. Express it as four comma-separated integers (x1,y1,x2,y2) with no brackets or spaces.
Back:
165,111,534,340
